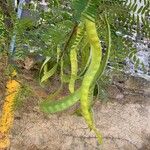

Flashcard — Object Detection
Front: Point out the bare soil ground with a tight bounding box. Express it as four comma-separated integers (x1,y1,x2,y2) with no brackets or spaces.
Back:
0,65,150,150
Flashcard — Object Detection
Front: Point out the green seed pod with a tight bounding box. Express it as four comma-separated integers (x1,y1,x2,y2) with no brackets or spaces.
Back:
40,89,81,114
69,23,84,93
80,17,103,144
97,15,111,79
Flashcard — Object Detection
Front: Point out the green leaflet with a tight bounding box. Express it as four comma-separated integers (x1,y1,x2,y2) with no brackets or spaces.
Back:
80,17,103,144
69,23,84,93
40,89,81,114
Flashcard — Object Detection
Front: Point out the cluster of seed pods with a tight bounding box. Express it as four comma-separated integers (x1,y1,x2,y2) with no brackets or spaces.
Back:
40,12,111,144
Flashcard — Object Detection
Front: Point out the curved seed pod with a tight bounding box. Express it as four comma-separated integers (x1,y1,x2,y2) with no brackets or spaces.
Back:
40,89,81,114
80,17,102,144
97,15,111,79
0,79,20,148
39,56,51,77
69,23,84,93
41,64,58,83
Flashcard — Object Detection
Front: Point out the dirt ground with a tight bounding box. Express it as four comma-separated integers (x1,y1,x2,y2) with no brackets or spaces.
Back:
0,67,150,150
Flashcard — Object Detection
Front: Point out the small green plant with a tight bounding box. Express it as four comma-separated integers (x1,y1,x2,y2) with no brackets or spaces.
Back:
14,83,32,110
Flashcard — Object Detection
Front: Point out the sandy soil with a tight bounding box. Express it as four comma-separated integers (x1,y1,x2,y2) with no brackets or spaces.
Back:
0,68,150,150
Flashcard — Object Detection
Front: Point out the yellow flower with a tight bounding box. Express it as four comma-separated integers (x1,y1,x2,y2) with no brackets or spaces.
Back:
0,79,20,148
